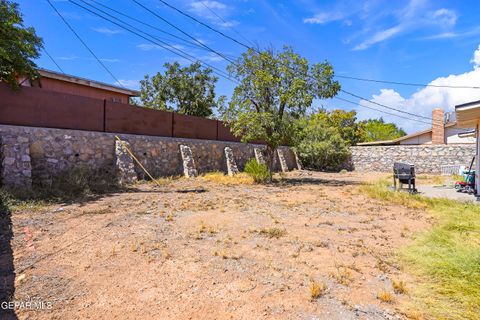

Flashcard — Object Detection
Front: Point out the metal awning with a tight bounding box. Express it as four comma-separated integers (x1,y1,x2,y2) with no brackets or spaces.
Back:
455,99,480,199
455,100,480,128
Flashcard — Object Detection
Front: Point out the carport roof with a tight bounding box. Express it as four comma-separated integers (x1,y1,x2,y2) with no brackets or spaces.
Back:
455,100,480,128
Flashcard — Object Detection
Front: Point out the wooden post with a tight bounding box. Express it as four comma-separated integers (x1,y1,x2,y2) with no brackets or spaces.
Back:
476,123,480,199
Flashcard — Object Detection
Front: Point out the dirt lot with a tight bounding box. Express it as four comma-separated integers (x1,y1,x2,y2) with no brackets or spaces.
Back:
8,171,431,319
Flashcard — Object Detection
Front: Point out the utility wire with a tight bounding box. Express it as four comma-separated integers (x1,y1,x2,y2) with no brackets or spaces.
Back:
334,96,432,125
68,0,237,83
132,0,237,65
340,89,433,121
46,0,124,87
152,0,444,124
199,0,256,48
157,0,251,51
42,47,65,74
86,0,214,52
335,74,480,90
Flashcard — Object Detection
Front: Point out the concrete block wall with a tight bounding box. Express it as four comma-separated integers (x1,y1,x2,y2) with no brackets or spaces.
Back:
351,144,476,173
0,125,297,189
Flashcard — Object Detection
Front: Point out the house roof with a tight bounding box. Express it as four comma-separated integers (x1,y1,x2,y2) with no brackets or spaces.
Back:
38,68,140,97
356,122,456,146
455,100,480,128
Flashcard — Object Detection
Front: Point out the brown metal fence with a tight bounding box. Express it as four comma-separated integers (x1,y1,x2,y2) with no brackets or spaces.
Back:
0,84,249,143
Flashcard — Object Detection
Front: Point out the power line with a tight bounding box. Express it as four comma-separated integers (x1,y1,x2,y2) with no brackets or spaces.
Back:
46,0,124,87
67,0,237,83
198,1,256,48
340,89,433,121
335,74,480,90
152,0,464,125
132,0,237,65
42,47,65,74
86,0,214,52
334,96,432,125
157,0,251,51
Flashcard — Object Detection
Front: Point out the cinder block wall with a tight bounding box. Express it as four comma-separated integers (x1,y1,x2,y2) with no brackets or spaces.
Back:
351,145,476,173
0,125,296,187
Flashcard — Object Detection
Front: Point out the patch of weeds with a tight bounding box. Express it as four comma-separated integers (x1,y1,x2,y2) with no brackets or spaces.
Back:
201,172,254,185
404,309,424,320
362,180,480,319
377,289,395,303
314,240,329,248
259,227,286,239
244,158,271,183
165,213,174,222
33,167,122,202
392,280,407,294
330,264,353,286
309,281,327,300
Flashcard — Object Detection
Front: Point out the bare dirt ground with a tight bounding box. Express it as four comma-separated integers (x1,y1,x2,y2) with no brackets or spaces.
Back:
10,171,431,319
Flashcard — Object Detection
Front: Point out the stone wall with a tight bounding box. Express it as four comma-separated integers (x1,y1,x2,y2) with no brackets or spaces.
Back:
351,144,476,173
0,125,297,189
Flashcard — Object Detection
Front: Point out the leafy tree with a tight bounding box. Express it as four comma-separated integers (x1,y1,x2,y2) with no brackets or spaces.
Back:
314,109,365,145
361,118,406,142
295,115,350,171
140,61,225,117
222,46,340,171
0,0,43,89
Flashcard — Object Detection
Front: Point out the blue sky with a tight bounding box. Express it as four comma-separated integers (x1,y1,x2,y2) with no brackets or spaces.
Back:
18,0,480,132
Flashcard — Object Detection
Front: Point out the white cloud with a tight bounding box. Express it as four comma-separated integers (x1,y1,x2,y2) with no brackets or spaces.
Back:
188,1,237,28
190,0,226,13
470,45,480,69
57,55,78,61
303,11,344,24
419,26,480,41
136,43,185,51
429,8,457,26
92,27,121,35
115,79,140,90
355,45,480,133
353,25,404,51
99,58,120,63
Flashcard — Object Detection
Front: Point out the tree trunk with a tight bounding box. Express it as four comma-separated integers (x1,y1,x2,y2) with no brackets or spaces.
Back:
265,145,276,176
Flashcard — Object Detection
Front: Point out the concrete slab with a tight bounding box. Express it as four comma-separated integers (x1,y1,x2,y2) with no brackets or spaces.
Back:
417,185,478,203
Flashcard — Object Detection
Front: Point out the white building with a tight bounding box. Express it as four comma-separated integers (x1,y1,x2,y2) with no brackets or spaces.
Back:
358,108,475,146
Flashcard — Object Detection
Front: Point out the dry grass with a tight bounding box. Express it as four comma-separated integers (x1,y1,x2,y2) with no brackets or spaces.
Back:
377,289,395,303
393,280,408,294
362,180,480,319
258,227,287,239
309,281,327,300
201,172,254,185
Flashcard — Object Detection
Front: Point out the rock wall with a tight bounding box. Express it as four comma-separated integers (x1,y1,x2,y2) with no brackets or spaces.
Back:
0,125,296,188
351,144,476,173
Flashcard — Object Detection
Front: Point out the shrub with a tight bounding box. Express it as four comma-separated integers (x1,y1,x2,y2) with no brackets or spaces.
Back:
243,158,271,183
295,116,351,171
34,167,120,201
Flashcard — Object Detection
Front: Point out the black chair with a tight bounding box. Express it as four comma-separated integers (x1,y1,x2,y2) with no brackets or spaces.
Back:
393,162,417,194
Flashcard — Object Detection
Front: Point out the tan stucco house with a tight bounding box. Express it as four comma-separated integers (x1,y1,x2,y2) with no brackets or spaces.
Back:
358,108,476,146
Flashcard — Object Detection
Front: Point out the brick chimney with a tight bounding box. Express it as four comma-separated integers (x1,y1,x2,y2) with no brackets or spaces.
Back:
431,108,445,144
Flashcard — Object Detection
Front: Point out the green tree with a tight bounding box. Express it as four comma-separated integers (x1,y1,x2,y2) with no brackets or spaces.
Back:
0,0,43,89
361,118,406,142
140,61,225,117
222,46,340,171
295,115,350,171
314,109,365,145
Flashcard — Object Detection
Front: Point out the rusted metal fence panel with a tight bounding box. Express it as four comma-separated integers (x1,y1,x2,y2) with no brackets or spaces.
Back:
0,85,266,143
217,122,241,142
0,83,104,132
105,102,173,137
173,113,217,140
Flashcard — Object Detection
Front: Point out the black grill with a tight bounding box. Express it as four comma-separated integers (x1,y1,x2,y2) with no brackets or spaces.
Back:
393,162,417,193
